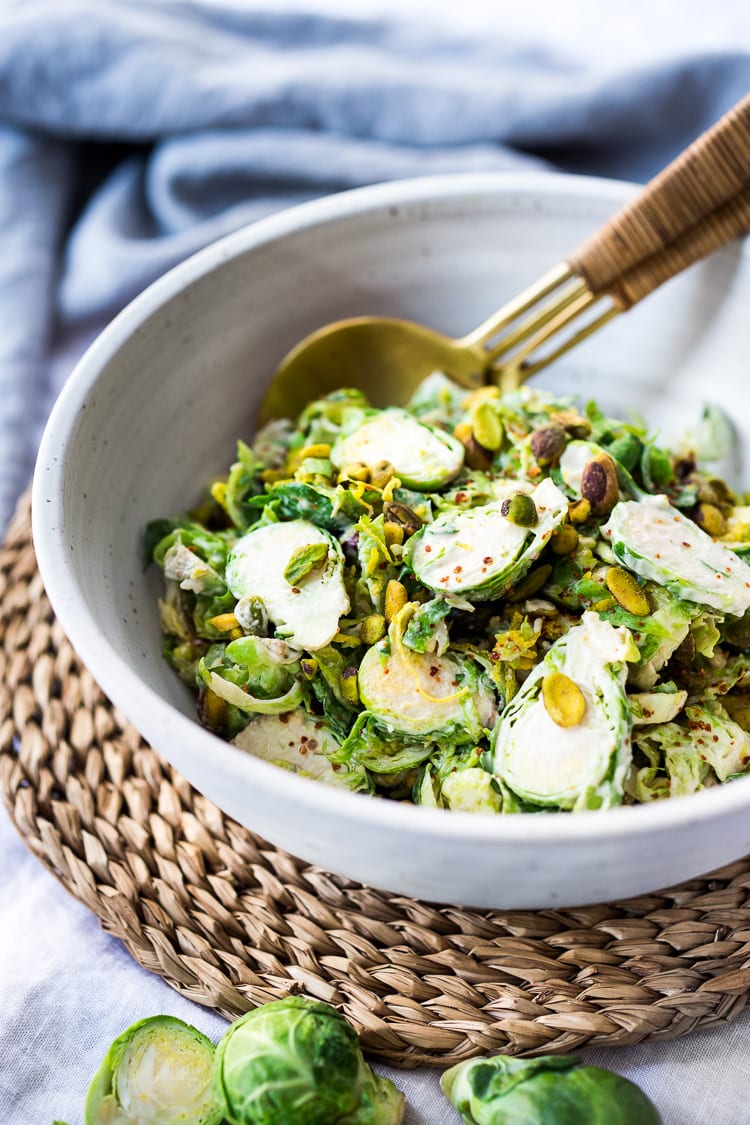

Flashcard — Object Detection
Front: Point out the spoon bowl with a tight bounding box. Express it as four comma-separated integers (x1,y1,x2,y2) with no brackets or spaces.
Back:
256,315,487,425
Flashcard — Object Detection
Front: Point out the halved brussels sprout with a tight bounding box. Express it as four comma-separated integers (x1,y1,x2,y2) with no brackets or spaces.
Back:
212,997,404,1125
491,612,637,810
405,477,568,601
232,710,369,791
85,1016,221,1125
357,610,497,739
330,407,464,490
226,520,349,651
602,495,750,615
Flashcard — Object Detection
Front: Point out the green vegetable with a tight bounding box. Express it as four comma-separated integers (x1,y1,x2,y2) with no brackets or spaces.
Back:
628,683,687,725
331,407,465,490
405,477,567,601
357,609,496,740
335,712,435,775
232,710,370,792
150,371,750,812
441,1053,661,1124
265,480,381,534
198,637,304,718
415,745,501,812
598,585,697,689
84,1016,221,1125
356,514,399,614
212,997,404,1125
602,495,750,615
226,520,349,651
491,612,637,810
402,597,452,654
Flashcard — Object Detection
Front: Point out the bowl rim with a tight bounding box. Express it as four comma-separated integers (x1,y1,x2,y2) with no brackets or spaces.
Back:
32,169,750,847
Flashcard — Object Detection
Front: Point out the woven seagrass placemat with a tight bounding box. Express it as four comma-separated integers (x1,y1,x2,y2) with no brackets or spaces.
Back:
4,492,750,1067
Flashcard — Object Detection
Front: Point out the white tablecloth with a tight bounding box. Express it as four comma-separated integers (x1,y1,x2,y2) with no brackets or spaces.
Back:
4,805,750,1123
3,3,750,1121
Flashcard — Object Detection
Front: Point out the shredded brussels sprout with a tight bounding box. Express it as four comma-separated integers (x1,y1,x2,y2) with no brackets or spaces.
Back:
149,377,750,812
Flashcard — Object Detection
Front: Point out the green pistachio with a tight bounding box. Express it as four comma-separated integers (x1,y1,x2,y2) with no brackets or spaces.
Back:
531,423,567,467
693,502,727,537
360,614,387,645
471,401,504,452
580,452,619,515
500,493,538,527
283,542,329,586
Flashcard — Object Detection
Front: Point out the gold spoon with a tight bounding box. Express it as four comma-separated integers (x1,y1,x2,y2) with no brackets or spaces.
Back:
258,94,750,425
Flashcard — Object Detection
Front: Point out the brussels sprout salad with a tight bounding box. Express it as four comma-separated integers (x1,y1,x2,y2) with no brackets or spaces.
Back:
148,372,750,814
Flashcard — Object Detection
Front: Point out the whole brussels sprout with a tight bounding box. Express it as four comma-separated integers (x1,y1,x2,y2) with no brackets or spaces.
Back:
84,1015,221,1125
441,1054,661,1124
213,997,404,1125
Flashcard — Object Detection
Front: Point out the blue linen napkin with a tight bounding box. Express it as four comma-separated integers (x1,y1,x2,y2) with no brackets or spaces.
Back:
0,0,748,527
0,1,746,526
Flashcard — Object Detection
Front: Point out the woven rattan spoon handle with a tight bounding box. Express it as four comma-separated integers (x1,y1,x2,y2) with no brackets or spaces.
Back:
567,92,750,296
603,180,750,309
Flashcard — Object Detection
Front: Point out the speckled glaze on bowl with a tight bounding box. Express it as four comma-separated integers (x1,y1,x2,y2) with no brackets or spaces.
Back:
32,173,750,909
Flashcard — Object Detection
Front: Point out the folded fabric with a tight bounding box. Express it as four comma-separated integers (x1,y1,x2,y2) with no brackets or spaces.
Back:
0,0,748,526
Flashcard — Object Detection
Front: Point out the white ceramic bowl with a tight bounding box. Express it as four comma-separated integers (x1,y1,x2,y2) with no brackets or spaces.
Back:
33,172,750,909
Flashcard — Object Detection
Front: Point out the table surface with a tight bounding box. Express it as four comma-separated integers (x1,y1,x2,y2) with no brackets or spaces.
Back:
4,808,750,1123
3,4,750,1119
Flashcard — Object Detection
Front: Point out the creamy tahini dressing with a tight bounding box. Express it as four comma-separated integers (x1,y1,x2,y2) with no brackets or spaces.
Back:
504,687,612,801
